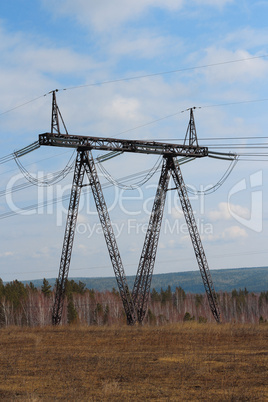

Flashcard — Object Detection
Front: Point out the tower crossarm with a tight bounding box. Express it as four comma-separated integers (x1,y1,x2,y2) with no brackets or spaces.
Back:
170,157,221,323
39,133,208,157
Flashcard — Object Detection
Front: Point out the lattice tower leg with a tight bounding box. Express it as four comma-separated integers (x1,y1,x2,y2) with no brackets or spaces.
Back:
84,151,137,325
52,150,86,325
170,157,221,323
132,156,172,323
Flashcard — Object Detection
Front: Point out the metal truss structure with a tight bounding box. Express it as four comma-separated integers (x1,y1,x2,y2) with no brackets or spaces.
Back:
39,134,208,157
83,152,136,325
184,107,199,147
170,159,220,322
42,92,221,325
52,150,85,324
52,150,136,325
50,90,69,135
132,157,172,322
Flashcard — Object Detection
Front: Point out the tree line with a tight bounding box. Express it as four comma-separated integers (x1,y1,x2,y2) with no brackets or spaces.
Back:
0,278,267,326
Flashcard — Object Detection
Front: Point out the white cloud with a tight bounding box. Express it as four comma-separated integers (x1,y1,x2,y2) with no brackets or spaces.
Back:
0,251,14,257
32,247,51,259
77,214,88,224
0,26,97,76
209,202,250,221
222,225,248,239
193,0,233,6
0,24,102,137
224,27,268,50
209,202,232,221
77,244,89,256
42,0,233,33
204,225,248,242
42,0,184,32
171,207,183,219
200,48,268,84
19,47,97,75
0,20,192,141
108,32,183,59
105,95,141,122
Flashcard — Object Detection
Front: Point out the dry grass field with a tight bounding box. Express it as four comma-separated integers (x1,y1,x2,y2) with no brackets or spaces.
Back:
0,323,267,401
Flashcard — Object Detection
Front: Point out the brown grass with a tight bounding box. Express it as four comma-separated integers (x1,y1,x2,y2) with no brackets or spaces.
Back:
0,323,267,401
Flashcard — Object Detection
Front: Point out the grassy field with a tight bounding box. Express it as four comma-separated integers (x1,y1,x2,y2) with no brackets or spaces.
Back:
0,323,267,401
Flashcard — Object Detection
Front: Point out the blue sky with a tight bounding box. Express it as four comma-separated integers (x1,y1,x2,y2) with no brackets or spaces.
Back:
1,0,268,284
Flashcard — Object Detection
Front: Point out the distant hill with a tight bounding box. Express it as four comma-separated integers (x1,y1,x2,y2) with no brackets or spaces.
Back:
21,266,268,293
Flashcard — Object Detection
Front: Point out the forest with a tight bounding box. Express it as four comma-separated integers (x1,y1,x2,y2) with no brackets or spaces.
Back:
0,278,267,326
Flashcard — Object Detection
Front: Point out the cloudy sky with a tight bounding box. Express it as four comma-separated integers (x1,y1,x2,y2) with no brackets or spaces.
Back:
1,0,268,284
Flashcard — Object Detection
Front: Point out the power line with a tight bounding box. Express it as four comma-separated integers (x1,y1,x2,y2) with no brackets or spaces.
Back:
201,97,268,109
200,136,268,141
98,155,163,189
88,97,268,139
60,54,268,92
186,156,238,195
1,54,268,117
0,164,168,220
14,150,75,186
0,155,161,200
0,149,76,177
0,151,248,221
0,93,49,117
207,146,268,149
110,111,184,138
155,136,268,141
0,143,267,210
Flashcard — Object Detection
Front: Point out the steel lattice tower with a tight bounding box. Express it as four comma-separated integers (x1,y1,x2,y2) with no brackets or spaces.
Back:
40,92,221,325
